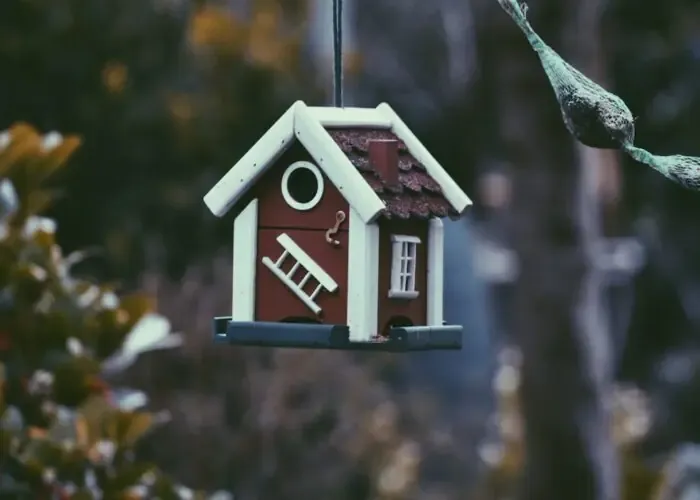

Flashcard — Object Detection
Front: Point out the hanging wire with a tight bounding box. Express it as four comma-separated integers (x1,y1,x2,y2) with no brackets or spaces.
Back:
332,0,344,107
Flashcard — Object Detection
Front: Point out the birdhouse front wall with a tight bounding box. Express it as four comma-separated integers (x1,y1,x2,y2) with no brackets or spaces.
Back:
247,140,349,324
377,218,429,334
254,142,350,230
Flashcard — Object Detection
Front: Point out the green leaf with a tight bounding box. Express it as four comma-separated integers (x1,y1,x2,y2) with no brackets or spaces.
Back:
104,461,154,493
56,447,90,487
10,263,47,305
53,356,102,407
68,489,97,500
90,308,130,358
18,436,63,467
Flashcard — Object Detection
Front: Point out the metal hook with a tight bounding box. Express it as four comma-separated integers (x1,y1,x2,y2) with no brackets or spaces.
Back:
325,210,346,246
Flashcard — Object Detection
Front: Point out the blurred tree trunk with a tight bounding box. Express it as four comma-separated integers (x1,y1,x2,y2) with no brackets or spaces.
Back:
483,0,618,498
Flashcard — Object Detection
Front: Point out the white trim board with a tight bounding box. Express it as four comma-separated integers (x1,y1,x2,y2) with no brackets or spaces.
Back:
308,106,392,128
426,217,444,326
391,234,421,244
347,209,379,341
204,104,297,217
232,198,258,320
367,223,379,338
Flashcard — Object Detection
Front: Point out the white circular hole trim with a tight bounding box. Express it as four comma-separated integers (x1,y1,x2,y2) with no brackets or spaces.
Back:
281,161,324,211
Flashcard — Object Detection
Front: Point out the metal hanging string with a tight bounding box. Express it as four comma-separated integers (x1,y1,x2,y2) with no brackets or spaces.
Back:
332,0,343,107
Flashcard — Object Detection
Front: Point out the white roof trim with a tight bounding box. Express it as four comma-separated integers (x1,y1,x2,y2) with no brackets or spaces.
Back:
308,106,391,128
203,100,386,223
203,100,472,222
376,102,473,214
204,102,298,217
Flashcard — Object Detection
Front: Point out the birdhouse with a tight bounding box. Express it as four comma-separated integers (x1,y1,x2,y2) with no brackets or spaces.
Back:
205,101,472,351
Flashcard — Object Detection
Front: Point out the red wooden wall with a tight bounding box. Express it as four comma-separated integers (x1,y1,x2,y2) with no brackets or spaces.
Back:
251,142,349,324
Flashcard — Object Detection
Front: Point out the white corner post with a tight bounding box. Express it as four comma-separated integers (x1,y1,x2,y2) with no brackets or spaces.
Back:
427,217,444,326
347,208,379,341
232,199,258,320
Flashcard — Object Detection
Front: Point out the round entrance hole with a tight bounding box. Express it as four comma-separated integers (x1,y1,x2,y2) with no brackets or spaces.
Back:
281,161,324,211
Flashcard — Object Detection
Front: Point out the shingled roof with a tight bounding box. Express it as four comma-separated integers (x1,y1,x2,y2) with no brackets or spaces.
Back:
326,128,458,219
204,101,472,223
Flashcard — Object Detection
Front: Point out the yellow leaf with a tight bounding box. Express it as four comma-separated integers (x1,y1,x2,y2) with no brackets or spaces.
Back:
167,93,194,125
104,411,154,447
119,293,156,326
0,124,42,174
122,412,154,445
102,62,129,94
247,6,285,67
38,135,81,178
75,415,89,448
30,228,55,249
189,7,246,53
78,394,113,447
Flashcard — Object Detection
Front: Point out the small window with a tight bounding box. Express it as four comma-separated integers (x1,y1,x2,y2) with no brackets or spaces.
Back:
281,161,324,211
389,235,421,299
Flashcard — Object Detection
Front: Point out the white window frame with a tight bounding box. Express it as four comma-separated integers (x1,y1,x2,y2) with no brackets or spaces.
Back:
388,234,421,299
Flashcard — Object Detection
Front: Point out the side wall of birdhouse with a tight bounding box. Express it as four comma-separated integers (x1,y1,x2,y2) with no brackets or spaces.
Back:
377,218,429,334
248,141,349,324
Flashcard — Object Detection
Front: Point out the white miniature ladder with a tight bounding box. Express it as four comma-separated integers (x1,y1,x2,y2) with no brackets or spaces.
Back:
262,233,339,315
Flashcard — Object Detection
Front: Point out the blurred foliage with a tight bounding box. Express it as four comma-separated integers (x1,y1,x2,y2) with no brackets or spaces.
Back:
473,347,667,500
122,258,483,499
0,0,325,280
0,124,225,499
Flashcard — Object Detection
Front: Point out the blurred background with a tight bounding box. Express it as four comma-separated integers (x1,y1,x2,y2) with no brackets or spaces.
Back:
2,0,700,498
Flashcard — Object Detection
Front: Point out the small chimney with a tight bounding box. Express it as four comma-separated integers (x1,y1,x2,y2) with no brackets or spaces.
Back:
369,139,399,187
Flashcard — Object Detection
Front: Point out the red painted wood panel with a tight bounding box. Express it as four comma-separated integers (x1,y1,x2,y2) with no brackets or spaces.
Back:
255,228,348,324
377,219,428,334
253,142,350,231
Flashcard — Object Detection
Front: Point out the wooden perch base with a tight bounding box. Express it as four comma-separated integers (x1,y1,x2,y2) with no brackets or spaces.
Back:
212,317,462,352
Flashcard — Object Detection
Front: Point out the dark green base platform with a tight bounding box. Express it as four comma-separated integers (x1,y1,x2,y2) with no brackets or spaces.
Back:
212,317,462,351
